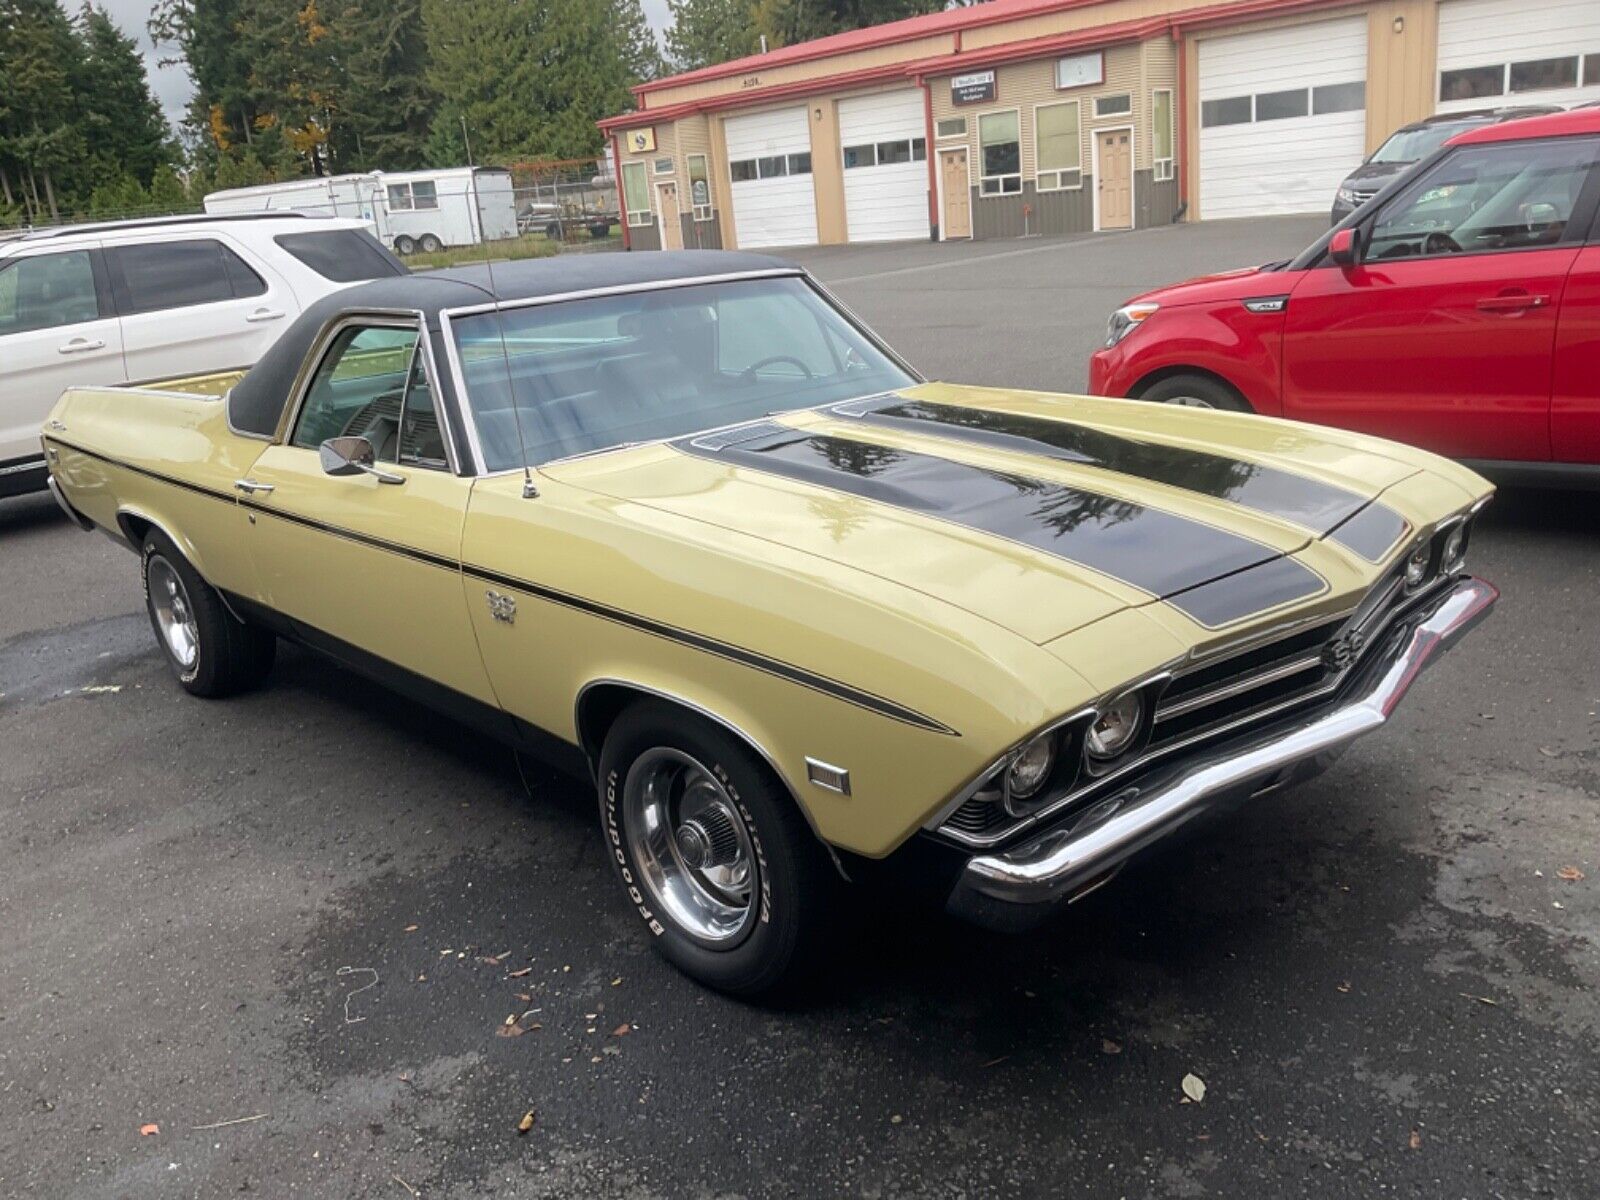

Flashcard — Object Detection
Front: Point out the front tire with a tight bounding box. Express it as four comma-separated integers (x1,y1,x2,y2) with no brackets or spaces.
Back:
1138,373,1251,412
141,531,275,697
598,701,836,998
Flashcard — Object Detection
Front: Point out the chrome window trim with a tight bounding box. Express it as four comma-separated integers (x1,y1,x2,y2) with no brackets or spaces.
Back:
271,308,463,477
438,268,923,480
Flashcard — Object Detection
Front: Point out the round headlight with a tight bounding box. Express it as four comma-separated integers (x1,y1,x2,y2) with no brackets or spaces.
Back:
1442,524,1467,571
1007,733,1056,800
1086,694,1144,762
1403,543,1431,589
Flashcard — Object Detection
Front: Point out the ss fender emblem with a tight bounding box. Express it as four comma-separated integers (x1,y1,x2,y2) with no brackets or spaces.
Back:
485,589,517,624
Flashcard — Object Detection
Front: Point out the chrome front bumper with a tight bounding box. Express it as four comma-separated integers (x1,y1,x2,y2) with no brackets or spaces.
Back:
946,577,1498,932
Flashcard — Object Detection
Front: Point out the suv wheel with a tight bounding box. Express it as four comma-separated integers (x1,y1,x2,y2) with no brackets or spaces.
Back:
1139,373,1251,412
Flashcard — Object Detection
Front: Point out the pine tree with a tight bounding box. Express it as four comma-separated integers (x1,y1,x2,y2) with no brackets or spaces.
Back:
77,4,173,186
0,0,87,220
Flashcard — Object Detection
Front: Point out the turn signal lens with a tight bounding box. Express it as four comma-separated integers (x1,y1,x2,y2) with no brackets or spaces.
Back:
1442,524,1467,572
1007,734,1056,800
1086,694,1144,761
1404,543,1431,589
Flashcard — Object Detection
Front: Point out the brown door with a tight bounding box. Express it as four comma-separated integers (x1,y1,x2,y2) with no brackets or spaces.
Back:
657,181,683,250
1096,130,1132,231
940,148,971,240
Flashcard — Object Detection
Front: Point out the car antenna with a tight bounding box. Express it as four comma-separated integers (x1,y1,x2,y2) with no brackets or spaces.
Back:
462,115,539,500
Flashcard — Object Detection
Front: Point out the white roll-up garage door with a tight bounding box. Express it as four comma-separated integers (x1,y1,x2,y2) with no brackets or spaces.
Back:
839,90,929,243
724,107,818,249
1198,16,1368,219
1437,0,1600,114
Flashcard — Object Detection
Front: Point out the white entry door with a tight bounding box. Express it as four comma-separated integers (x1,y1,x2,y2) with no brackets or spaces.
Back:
724,107,819,249
1197,16,1369,219
839,90,929,243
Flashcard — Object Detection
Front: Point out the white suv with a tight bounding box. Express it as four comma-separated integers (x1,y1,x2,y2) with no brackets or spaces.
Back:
0,213,406,499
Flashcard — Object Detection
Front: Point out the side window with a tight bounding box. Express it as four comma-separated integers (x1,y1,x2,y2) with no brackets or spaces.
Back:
273,231,406,282
107,239,266,314
398,345,447,468
292,325,422,462
0,251,101,335
1366,137,1599,261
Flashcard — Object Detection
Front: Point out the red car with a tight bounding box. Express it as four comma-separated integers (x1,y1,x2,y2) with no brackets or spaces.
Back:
1089,108,1600,485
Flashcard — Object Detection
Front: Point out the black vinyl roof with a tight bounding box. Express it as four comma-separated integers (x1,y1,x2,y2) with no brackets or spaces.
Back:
227,250,798,438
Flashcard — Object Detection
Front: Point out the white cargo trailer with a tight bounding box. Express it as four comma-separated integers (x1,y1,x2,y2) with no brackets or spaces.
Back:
204,167,519,255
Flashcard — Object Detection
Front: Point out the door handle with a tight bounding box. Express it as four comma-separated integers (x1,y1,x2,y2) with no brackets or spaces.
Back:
245,308,286,323
1476,293,1548,313
234,479,275,495
58,337,106,354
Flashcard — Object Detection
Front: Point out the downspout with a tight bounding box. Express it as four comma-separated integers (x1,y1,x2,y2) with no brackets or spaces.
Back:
920,76,939,242
609,132,631,251
1173,27,1190,223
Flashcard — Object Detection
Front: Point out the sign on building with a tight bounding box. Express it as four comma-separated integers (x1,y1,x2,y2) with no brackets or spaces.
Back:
951,71,996,106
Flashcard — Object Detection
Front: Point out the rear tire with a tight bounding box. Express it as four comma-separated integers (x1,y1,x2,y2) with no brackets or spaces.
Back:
418,233,444,253
141,530,275,698
598,701,837,999
394,235,417,256
1138,373,1251,413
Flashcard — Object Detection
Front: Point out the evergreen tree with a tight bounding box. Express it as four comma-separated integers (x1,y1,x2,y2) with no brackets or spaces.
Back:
332,0,434,170
77,4,173,185
667,0,960,71
0,0,87,220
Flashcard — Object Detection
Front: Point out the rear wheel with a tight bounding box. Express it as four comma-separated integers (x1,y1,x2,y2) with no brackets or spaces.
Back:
1138,373,1251,413
141,531,275,697
598,701,836,998
418,233,444,253
393,235,416,256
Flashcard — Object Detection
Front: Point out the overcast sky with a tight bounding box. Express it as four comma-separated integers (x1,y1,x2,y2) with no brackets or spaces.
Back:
99,0,678,130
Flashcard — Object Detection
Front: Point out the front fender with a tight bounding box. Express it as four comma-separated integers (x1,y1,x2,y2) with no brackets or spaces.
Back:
1105,302,1286,415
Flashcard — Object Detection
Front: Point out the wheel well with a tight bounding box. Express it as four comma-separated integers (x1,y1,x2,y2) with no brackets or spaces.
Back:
116,511,152,548
1128,365,1250,408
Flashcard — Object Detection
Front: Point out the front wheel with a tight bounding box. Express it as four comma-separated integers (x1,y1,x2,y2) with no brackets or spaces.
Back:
1138,373,1252,413
142,531,275,697
598,702,836,998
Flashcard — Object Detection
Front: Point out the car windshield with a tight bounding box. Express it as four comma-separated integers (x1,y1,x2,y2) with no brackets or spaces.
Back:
1368,122,1481,164
450,276,916,470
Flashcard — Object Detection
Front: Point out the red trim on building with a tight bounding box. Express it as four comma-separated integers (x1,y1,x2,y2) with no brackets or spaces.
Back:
920,78,938,239
1174,28,1188,207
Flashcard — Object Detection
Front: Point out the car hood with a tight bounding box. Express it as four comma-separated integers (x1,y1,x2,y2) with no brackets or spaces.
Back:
543,384,1439,646
1128,263,1300,308
1342,160,1411,188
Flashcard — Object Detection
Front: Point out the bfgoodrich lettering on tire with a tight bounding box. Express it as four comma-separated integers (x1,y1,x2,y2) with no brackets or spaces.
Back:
598,700,836,998
141,530,275,698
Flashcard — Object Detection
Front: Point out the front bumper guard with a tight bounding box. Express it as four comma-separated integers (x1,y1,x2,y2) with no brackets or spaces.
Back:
947,576,1498,932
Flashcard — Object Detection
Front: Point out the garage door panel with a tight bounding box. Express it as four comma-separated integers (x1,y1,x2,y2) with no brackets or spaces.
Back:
839,90,928,243
1199,16,1367,220
726,107,818,249
1436,0,1600,113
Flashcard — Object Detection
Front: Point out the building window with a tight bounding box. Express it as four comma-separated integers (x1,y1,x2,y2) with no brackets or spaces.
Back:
1152,88,1173,182
730,154,808,181
1201,96,1252,127
621,161,651,227
729,159,756,182
1094,93,1132,117
1255,88,1309,121
385,180,439,212
843,144,875,169
1035,101,1081,191
1313,81,1365,114
978,110,1021,196
1586,53,1600,85
935,116,967,140
788,152,811,175
687,154,713,220
653,157,674,175
1440,64,1504,102
1510,56,1578,93
757,155,788,178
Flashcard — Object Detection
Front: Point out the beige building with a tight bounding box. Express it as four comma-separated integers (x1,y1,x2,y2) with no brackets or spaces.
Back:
598,0,1600,250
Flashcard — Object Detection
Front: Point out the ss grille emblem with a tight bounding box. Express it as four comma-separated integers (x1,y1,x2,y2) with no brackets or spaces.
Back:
1322,630,1364,671
485,590,517,625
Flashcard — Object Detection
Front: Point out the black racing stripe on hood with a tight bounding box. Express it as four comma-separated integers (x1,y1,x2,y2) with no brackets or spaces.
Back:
675,425,1326,628
1325,500,1411,562
834,395,1372,534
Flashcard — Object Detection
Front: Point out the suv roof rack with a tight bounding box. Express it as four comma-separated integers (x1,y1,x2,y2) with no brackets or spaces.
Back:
13,211,326,242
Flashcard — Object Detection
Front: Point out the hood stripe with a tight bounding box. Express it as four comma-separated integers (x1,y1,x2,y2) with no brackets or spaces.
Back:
675,425,1325,628
834,396,1406,557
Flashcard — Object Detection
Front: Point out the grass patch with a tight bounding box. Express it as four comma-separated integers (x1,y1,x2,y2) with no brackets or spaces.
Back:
402,235,561,271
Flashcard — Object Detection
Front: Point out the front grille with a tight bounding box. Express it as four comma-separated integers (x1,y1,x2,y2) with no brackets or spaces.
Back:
1349,187,1378,205
943,797,1014,839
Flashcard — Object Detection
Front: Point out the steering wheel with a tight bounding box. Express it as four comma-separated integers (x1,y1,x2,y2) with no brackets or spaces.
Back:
741,355,814,382
1423,230,1462,256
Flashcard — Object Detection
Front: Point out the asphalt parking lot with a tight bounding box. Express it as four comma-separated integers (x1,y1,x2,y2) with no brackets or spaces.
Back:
4,217,1597,1199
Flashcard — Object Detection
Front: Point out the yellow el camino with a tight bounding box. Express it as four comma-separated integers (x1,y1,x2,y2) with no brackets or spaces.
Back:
43,251,1497,996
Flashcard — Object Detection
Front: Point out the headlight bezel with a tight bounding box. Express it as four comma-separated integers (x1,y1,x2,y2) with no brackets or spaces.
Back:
1105,302,1159,348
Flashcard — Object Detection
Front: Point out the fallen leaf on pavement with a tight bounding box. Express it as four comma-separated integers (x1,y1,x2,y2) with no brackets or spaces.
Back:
516,1110,535,1135
1337,981,1352,993
611,977,622,987
1101,1039,1122,1055
1181,1074,1207,1104
403,925,418,933
139,1123,160,1136
611,1023,631,1037
1557,866,1584,882
1409,1130,1422,1150
515,992,532,1002
1459,993,1499,1006
508,967,532,979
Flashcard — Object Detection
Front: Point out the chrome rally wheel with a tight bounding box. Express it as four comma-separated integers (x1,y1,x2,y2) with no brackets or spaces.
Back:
146,555,199,671
622,747,758,946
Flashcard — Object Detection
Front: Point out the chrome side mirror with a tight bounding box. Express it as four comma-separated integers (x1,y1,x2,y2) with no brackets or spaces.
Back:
319,436,403,484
